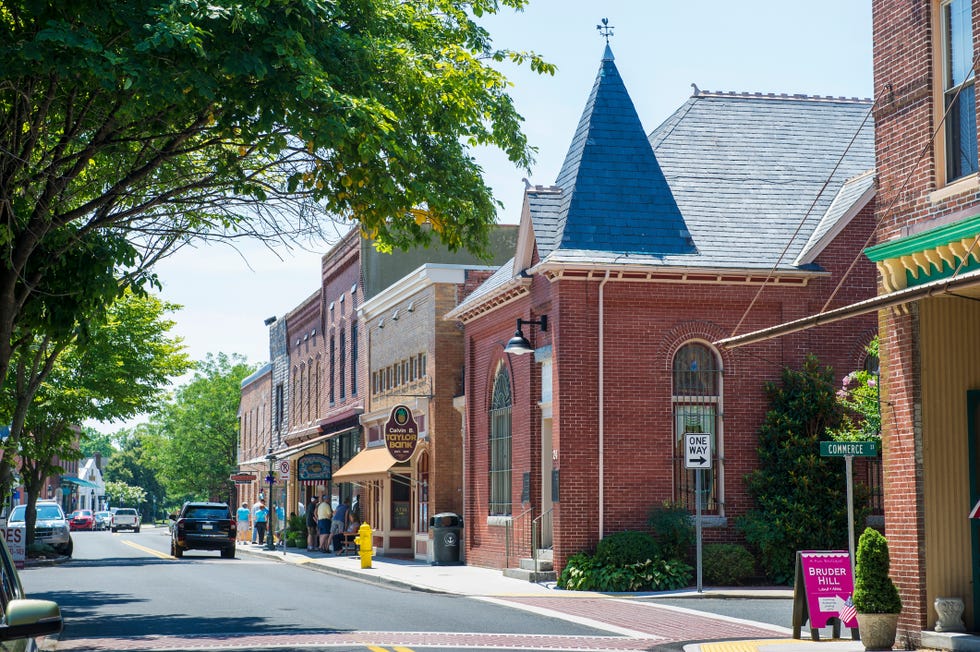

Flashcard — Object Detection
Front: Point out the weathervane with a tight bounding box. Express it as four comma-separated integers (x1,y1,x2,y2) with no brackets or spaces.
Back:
596,17,614,43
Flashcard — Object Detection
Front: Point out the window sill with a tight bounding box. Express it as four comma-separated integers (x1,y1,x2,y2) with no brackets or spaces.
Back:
487,515,511,527
929,173,979,204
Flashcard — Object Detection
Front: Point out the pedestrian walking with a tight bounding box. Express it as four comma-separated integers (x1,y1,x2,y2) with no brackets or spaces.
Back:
236,502,250,545
330,497,350,555
251,496,263,544
316,494,333,552
274,502,285,545
306,496,318,551
254,500,269,545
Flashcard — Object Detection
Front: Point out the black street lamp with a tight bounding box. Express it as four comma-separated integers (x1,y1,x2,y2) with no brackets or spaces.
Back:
263,448,276,551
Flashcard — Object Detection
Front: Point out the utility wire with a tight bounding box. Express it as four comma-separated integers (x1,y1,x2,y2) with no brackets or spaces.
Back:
819,54,980,315
729,94,879,338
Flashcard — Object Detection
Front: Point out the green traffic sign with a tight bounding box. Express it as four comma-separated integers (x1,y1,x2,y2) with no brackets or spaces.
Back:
819,440,879,457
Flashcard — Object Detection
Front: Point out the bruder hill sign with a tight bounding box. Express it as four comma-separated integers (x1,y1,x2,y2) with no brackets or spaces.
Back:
385,404,419,462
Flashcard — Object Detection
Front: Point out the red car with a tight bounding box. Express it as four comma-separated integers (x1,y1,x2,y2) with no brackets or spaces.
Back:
70,509,95,531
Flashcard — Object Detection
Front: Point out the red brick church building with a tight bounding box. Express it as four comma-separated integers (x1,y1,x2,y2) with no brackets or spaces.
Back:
448,44,880,572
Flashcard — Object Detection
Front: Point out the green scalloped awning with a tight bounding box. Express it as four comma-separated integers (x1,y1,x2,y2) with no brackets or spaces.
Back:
865,213,980,291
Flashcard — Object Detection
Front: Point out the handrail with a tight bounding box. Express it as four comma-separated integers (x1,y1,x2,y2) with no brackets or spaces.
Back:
504,505,534,568
530,508,553,567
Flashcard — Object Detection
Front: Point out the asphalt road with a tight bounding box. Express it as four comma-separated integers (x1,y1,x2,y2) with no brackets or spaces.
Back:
21,526,616,650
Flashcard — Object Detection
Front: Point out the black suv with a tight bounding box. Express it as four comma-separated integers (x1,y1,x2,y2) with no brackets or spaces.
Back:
169,502,236,559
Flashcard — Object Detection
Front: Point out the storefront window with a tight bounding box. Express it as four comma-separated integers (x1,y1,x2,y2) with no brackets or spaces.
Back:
391,475,411,530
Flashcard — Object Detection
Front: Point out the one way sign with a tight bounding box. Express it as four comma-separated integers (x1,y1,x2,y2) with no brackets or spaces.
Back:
684,433,712,469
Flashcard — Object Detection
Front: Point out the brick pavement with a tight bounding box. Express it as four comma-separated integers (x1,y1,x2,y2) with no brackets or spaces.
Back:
51,596,790,651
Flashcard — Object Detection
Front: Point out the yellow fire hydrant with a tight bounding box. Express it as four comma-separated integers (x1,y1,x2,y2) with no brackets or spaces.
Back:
357,522,372,569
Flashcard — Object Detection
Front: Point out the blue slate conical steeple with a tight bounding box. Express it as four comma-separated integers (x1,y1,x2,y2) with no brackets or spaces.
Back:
554,45,696,255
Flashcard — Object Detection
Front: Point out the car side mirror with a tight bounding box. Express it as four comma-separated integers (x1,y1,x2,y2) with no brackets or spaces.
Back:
0,599,62,641
168,513,177,520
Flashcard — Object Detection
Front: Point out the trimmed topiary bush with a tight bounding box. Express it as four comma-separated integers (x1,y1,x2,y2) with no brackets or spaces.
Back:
702,543,756,586
595,530,659,566
853,527,902,614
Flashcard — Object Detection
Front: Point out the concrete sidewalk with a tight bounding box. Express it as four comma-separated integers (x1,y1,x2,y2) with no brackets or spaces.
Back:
238,540,798,599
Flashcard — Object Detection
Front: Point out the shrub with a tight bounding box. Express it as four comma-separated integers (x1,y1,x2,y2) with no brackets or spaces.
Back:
558,552,693,592
702,543,755,586
287,513,306,536
648,501,694,560
852,527,901,614
738,355,865,584
595,531,659,566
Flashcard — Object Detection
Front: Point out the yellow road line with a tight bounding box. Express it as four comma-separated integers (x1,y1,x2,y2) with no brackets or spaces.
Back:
701,640,803,652
120,539,174,560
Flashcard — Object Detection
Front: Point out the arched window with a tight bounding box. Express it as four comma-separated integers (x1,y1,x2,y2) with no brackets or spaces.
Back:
489,364,512,516
672,342,722,514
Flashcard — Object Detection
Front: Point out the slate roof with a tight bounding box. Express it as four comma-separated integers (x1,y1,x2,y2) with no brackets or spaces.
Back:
452,48,877,318
795,169,876,265
552,45,696,256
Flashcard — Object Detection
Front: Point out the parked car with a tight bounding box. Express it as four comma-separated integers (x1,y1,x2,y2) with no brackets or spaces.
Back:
0,532,62,650
94,511,112,531
69,510,95,531
169,502,236,559
110,508,140,533
7,502,72,557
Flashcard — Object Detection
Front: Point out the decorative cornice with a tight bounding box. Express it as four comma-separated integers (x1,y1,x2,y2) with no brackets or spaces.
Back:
866,213,980,292
444,278,532,324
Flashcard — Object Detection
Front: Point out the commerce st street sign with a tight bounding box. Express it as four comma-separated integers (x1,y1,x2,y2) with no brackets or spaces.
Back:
819,441,878,457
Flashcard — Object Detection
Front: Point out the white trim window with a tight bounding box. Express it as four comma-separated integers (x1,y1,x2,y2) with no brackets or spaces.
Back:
942,0,978,182
489,364,512,516
672,342,723,515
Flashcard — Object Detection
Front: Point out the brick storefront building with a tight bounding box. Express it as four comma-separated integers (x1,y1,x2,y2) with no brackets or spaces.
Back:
449,45,879,573
863,0,980,640
335,264,496,558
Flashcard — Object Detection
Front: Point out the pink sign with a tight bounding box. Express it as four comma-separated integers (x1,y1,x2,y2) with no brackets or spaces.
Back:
799,551,857,628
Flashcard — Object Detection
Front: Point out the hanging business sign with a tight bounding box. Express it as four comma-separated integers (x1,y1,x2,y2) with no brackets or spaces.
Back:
297,454,332,484
385,404,419,462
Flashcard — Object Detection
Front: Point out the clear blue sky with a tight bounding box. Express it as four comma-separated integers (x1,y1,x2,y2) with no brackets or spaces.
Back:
153,1,874,377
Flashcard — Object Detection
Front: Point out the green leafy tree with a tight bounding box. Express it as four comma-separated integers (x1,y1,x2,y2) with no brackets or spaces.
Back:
1,291,188,542
738,355,862,584
104,425,167,518
0,0,554,398
104,480,147,508
79,427,116,463
153,353,254,503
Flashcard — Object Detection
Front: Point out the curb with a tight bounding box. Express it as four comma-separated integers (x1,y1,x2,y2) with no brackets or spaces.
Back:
236,545,445,594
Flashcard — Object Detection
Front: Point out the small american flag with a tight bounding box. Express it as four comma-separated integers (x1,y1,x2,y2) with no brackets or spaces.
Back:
836,595,857,626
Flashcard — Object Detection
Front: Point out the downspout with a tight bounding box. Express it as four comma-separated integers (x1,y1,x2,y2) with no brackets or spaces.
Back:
598,269,611,540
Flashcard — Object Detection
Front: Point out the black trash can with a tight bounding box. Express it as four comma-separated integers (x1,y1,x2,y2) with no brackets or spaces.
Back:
429,512,463,565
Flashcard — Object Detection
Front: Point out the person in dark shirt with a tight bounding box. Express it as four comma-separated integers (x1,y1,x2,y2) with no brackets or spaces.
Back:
331,497,350,555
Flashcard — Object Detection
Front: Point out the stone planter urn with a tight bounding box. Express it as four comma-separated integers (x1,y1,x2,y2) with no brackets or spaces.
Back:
934,597,966,632
856,612,899,650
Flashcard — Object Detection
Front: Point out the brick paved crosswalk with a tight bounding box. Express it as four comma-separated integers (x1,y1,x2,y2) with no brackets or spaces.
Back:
52,596,790,651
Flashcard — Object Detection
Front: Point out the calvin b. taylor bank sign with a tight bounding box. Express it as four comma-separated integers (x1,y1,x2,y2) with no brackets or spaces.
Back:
385,404,419,462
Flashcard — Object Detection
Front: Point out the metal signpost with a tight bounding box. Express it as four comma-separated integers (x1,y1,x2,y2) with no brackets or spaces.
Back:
819,440,879,574
685,432,712,593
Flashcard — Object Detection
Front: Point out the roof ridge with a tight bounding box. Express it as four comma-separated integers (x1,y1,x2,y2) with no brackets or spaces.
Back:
691,88,872,104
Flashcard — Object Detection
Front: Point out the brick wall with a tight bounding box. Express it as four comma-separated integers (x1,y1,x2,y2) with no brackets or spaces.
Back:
872,0,980,637
463,207,878,572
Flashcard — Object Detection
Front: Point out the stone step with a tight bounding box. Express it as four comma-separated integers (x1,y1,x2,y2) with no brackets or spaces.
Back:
502,566,557,583
519,556,553,572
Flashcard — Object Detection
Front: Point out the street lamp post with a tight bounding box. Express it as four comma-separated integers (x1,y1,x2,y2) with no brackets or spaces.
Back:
264,448,276,551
